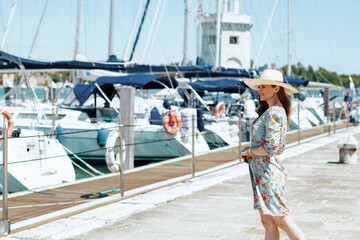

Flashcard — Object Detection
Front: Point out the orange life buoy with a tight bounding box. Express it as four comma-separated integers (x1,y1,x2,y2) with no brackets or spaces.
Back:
0,108,14,137
163,110,182,136
214,102,226,117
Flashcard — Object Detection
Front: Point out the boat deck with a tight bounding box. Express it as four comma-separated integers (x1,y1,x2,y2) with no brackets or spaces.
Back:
0,122,352,233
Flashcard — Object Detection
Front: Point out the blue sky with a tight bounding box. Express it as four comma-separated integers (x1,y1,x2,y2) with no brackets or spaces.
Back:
0,0,359,75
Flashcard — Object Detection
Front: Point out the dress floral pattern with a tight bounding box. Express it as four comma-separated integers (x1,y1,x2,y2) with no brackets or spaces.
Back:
249,105,289,216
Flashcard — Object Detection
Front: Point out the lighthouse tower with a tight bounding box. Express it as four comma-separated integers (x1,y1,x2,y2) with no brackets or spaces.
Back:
198,0,252,69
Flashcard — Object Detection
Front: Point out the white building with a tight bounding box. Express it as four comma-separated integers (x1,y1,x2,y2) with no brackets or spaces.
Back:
199,0,252,69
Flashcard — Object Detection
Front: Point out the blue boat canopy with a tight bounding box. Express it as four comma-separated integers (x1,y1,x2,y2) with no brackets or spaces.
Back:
188,79,247,94
96,74,178,89
184,69,255,79
0,50,126,71
124,64,209,74
284,76,309,87
66,74,178,106
123,57,256,77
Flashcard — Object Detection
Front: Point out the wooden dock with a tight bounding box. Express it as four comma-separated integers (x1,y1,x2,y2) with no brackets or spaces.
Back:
0,121,353,233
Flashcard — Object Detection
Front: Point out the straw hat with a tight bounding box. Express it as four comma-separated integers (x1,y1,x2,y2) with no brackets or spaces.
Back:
243,69,298,93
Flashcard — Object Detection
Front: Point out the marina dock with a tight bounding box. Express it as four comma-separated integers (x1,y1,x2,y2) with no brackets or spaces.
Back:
0,121,356,239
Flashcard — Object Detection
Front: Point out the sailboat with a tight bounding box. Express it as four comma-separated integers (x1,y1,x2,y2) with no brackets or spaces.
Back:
0,109,75,193
60,73,211,163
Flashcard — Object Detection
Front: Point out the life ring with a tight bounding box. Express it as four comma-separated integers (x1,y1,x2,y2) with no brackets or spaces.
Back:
214,102,226,117
163,110,182,136
0,108,14,137
105,130,126,173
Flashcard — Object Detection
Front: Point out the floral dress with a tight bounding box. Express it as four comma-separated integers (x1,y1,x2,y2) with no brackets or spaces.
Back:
248,105,289,216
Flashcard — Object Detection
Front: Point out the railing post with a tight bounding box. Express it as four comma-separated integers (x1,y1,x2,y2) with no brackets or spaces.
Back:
245,118,250,141
333,102,336,134
238,111,242,163
346,108,349,129
1,128,11,235
297,99,300,144
118,122,124,198
191,115,195,177
328,115,331,135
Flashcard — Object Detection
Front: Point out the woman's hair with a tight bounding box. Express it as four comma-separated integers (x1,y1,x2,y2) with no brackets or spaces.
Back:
253,86,291,126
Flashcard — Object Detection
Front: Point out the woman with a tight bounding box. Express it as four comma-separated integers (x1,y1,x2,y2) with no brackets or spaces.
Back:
241,69,306,240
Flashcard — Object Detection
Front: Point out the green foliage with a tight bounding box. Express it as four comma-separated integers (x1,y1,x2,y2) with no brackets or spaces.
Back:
50,71,70,83
259,64,268,70
277,63,360,88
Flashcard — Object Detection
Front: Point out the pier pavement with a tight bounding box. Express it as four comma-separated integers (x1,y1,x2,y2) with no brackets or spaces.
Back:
4,126,360,240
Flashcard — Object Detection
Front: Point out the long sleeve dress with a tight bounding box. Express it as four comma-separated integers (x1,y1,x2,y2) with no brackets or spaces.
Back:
248,105,289,216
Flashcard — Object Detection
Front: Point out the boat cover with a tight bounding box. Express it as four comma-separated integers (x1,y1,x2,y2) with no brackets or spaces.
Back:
184,69,255,79
284,76,309,87
71,74,178,106
0,50,126,71
188,79,247,94
125,64,208,74
96,74,178,89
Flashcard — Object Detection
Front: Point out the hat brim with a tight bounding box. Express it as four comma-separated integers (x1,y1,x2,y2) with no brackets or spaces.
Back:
243,79,298,94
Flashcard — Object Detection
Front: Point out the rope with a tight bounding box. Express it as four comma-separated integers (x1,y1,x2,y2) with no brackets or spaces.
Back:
0,127,238,166
69,159,96,177
203,135,222,148
80,188,125,199
141,130,183,157
61,143,104,175
214,132,226,147
0,117,203,140
25,190,63,195
165,163,191,167
0,112,242,166
49,189,89,194
203,129,229,148
0,121,244,166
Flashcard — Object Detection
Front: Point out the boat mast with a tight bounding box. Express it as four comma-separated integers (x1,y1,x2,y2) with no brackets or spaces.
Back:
140,0,163,64
287,0,292,76
129,0,151,61
74,0,83,60
196,0,202,59
253,0,279,69
214,0,221,67
145,0,167,63
108,0,115,57
28,0,50,58
123,0,143,60
182,0,191,66
0,0,18,51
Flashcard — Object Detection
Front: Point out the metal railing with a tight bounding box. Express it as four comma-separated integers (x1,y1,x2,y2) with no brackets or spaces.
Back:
0,108,357,235
1,129,10,235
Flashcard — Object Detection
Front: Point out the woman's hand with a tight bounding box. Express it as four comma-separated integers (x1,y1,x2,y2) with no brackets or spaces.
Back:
241,147,251,163
241,147,250,157
241,147,256,163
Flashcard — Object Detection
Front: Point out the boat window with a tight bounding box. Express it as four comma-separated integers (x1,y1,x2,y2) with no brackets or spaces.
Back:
78,112,90,121
18,113,38,119
41,114,66,120
135,113,146,119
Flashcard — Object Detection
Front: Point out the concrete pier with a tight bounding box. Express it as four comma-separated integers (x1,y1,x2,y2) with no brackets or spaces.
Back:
4,127,360,240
